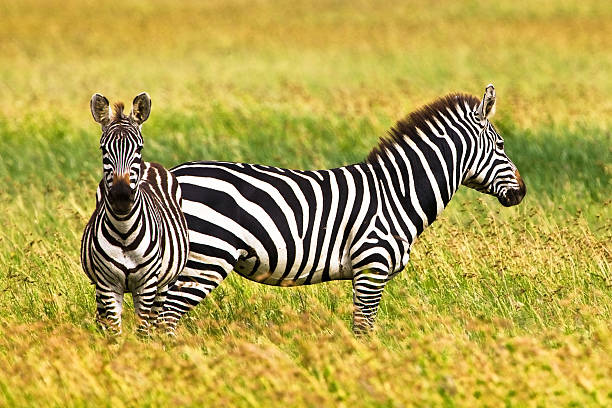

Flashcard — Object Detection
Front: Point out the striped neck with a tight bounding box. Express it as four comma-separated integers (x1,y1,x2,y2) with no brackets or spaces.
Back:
102,189,144,237
366,94,482,238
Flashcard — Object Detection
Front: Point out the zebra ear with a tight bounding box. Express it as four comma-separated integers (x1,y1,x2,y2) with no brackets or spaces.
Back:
476,84,496,122
130,92,151,125
90,93,111,127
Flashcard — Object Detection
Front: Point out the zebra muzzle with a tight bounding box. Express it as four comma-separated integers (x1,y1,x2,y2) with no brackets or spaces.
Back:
498,170,526,207
108,178,135,215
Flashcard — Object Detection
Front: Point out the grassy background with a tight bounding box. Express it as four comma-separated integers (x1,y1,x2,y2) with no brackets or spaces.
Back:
0,0,611,406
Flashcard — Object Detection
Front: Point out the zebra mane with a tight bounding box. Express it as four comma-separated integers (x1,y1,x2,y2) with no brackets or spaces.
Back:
111,102,126,121
366,93,481,163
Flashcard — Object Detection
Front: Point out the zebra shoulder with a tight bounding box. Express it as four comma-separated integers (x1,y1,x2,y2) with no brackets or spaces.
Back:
140,161,183,206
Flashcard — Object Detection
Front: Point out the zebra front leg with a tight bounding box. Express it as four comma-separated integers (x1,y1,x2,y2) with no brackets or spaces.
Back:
133,279,159,336
159,261,233,335
150,284,169,330
352,269,389,334
95,286,124,335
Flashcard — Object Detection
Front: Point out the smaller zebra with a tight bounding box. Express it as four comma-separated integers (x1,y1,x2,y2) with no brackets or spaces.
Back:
81,93,189,335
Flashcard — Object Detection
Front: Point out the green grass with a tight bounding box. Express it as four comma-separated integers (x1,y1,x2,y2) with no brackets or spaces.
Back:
0,0,611,406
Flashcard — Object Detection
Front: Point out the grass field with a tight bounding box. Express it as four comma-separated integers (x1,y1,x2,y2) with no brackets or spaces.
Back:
0,0,611,406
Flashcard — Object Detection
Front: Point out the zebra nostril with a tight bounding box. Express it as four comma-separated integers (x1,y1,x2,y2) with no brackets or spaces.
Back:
509,190,517,202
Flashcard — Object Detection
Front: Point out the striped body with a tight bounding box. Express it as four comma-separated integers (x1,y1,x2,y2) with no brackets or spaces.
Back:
81,93,189,334
161,86,526,333
174,161,411,285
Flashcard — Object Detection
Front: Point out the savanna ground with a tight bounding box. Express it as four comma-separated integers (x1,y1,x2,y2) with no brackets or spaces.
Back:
0,0,611,406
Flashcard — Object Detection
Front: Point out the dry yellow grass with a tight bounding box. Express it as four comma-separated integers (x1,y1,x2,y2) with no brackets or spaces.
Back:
0,0,610,125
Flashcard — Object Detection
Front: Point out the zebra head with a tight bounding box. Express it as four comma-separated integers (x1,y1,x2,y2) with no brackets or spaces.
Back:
90,92,151,215
462,84,526,207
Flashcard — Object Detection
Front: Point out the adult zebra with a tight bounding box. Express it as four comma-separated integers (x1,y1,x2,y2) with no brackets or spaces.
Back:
160,84,526,334
81,93,189,335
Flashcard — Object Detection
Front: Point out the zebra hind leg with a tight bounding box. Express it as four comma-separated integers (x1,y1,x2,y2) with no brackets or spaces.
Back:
159,261,234,335
95,286,124,335
351,269,389,335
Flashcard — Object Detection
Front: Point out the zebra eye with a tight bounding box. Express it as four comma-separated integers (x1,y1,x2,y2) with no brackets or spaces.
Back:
496,141,504,150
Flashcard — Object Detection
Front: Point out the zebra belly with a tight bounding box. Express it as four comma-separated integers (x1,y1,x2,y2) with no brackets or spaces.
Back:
231,240,354,286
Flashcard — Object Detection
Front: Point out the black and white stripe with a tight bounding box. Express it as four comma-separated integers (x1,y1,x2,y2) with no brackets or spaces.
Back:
161,84,526,333
81,93,189,334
